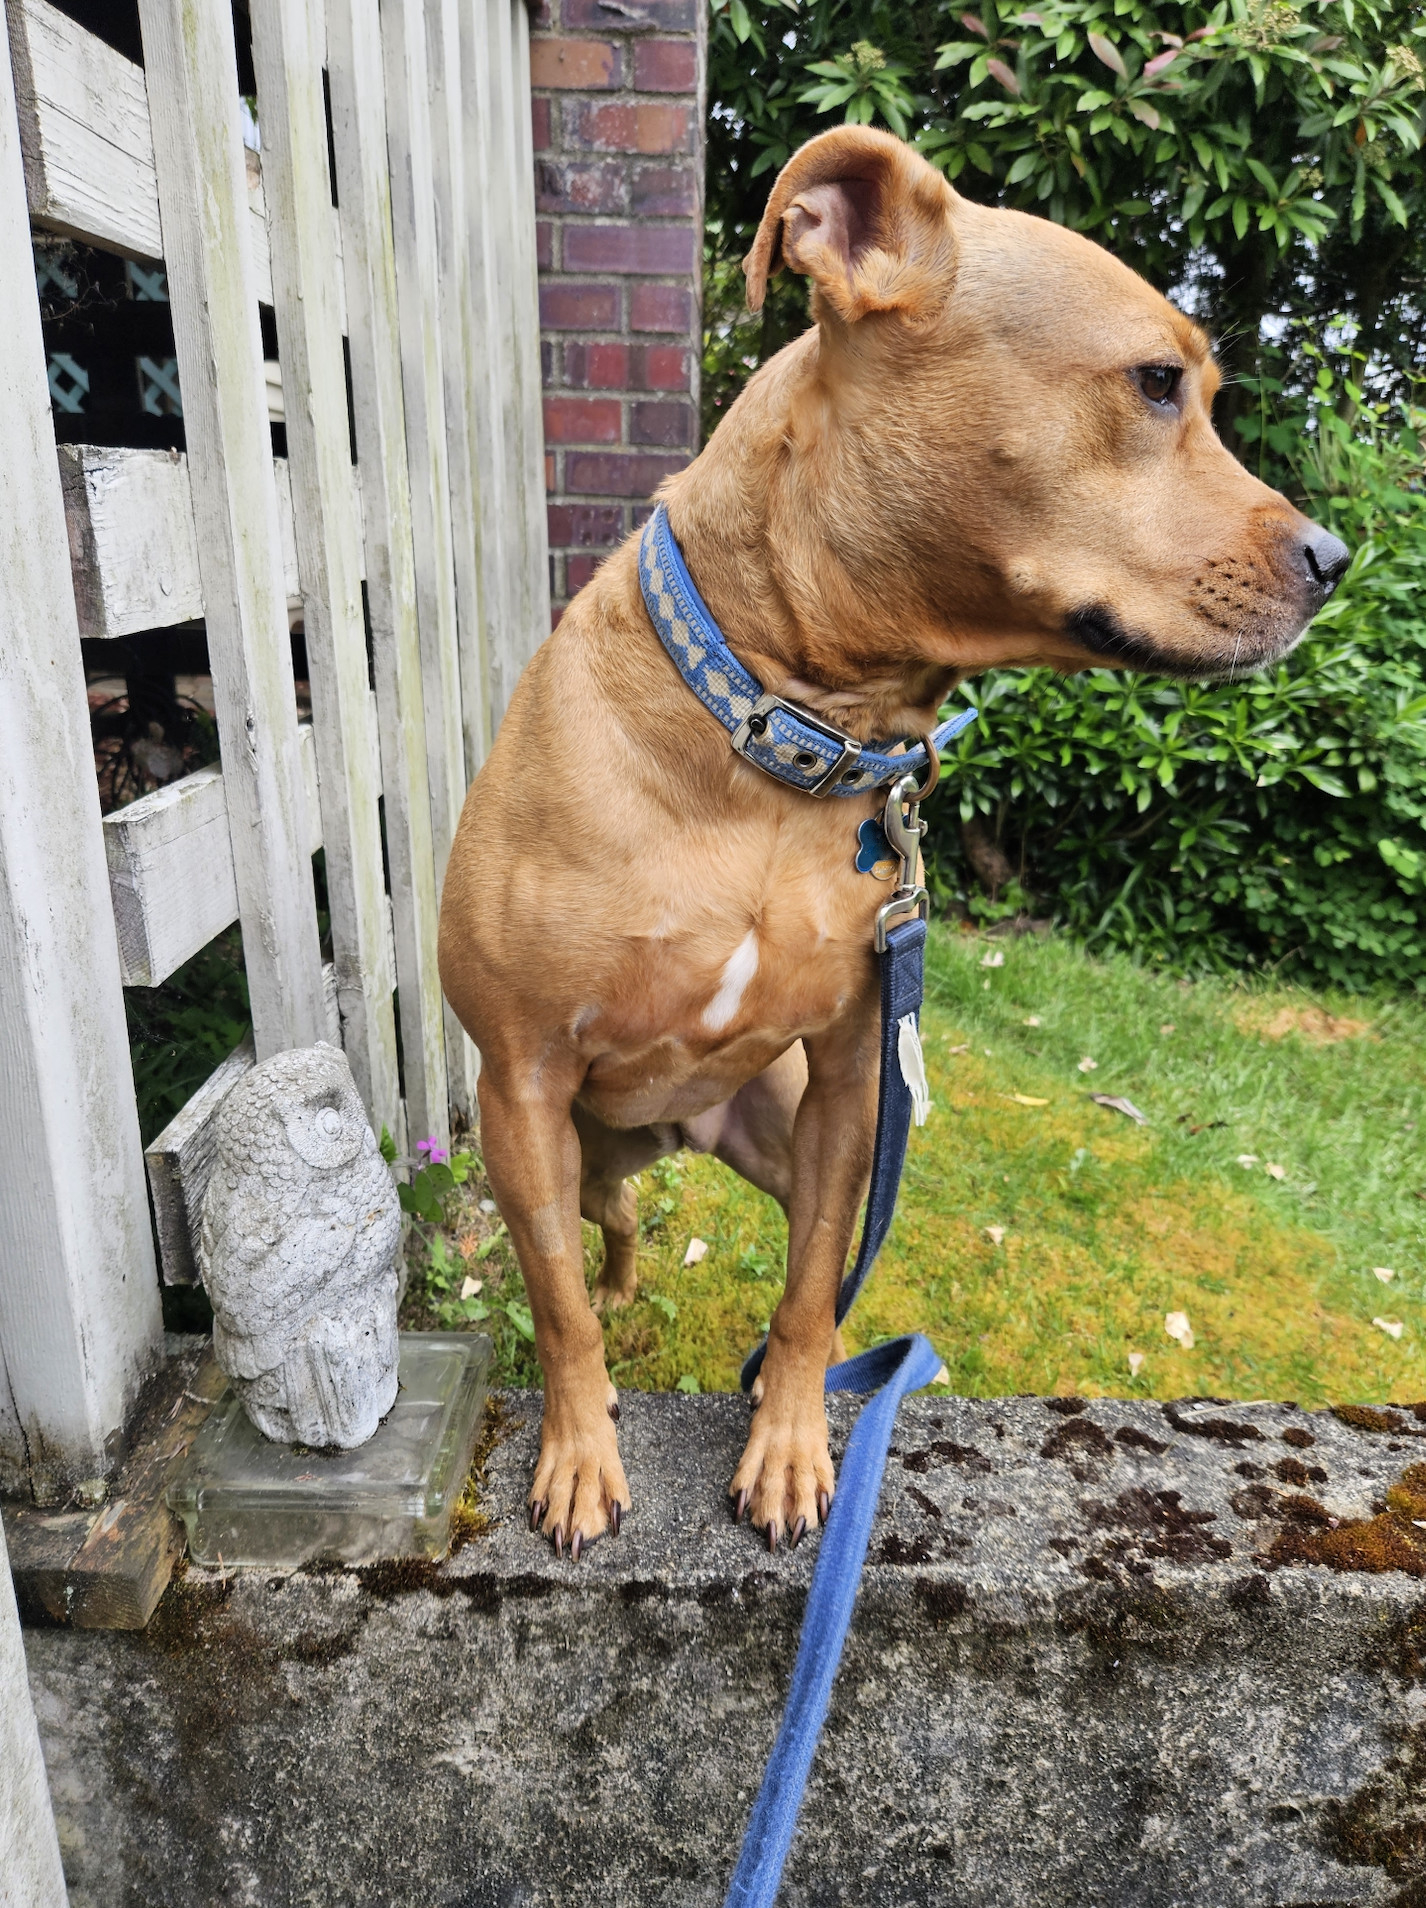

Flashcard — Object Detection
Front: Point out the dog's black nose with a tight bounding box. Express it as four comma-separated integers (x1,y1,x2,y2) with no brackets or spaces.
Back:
1300,523,1351,601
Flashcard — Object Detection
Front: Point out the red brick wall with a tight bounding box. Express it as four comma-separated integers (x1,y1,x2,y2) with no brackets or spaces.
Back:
530,0,706,621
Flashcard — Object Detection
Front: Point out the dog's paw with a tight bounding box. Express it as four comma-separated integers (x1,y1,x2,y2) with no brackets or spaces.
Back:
729,1396,835,1550
591,1271,637,1314
529,1383,630,1557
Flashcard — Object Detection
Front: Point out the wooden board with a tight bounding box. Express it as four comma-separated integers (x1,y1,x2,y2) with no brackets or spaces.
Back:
0,7,162,1504
381,0,479,1121
250,0,398,1129
137,0,328,1059
6,0,275,297
4,1345,229,1630
59,443,303,641
103,721,322,988
6,0,161,259
507,0,551,665
428,0,489,782
328,0,448,1151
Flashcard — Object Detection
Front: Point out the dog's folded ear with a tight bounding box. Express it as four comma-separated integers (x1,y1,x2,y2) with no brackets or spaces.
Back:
743,126,956,325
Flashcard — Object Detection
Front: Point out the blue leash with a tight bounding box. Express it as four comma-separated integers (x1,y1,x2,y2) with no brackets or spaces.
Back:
633,505,956,1905
725,1334,945,1908
724,916,939,1907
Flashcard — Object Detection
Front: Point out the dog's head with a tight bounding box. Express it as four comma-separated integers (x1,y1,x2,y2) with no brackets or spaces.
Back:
742,128,1348,683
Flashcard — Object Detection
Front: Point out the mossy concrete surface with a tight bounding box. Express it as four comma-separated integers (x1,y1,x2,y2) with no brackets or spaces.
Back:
22,1388,1426,1906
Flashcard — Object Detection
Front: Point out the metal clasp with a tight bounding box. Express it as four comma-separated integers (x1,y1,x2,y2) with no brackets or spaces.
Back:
730,693,864,797
873,740,940,951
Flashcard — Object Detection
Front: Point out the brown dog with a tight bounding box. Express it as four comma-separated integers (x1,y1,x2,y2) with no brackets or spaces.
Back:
437,126,1347,1555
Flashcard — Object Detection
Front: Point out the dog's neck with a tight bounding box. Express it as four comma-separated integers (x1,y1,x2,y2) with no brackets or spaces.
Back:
662,334,960,744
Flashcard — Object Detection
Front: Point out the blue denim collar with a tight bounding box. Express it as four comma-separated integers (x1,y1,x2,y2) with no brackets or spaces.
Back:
638,504,974,799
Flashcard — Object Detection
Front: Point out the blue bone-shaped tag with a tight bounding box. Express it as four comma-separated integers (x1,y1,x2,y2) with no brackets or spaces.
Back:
855,817,895,874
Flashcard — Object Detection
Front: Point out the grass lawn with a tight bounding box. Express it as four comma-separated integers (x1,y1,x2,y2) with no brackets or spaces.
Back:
407,928,1426,1406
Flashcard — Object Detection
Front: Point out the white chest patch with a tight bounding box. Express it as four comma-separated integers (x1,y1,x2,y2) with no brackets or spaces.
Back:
702,930,759,1033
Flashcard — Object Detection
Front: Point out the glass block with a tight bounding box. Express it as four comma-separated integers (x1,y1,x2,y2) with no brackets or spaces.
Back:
167,1333,490,1568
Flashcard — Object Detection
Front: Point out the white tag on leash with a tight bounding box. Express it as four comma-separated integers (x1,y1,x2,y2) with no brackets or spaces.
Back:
897,1013,931,1126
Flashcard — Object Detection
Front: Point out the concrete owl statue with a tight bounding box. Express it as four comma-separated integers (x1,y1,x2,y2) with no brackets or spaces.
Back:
200,1042,403,1449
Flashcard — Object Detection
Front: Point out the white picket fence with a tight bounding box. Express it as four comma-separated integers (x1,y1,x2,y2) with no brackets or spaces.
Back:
0,0,547,1499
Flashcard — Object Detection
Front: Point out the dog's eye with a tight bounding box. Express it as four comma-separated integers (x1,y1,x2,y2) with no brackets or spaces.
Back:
1133,364,1183,408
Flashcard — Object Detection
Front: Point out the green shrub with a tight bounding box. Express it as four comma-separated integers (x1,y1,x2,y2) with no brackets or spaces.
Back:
926,378,1426,989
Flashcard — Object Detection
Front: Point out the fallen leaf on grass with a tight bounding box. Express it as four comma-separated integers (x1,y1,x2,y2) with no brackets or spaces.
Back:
459,1276,482,1301
944,1041,970,1054
981,949,1005,968
1078,1056,1098,1073
1374,1267,1396,1283
1090,1093,1147,1124
683,1237,708,1266
1024,1015,1042,1027
933,1363,951,1386
1004,1093,1049,1106
1128,1351,1145,1378
1374,1317,1404,1341
1236,1154,1259,1168
985,1225,1006,1246
1264,1163,1286,1180
1159,1023,1176,1035
1164,1310,1194,1349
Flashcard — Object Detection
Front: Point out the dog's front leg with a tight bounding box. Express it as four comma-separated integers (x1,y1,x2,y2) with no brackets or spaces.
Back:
478,1062,629,1555
730,1012,878,1547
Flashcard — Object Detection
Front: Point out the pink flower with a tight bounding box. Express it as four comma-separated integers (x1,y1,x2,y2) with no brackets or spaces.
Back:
416,1137,449,1165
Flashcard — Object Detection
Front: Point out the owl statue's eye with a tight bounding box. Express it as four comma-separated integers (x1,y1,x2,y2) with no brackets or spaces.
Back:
318,1107,343,1138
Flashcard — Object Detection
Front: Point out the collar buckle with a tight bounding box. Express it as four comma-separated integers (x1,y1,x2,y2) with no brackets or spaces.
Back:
730,693,865,798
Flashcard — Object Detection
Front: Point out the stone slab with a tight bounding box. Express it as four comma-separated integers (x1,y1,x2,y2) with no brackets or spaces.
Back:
22,1388,1426,1905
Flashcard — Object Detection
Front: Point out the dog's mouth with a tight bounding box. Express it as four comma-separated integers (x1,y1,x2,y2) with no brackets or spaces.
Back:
1063,603,1303,683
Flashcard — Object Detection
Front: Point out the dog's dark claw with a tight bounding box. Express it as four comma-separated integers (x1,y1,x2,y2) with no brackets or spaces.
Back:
571,1529,583,1562
553,1524,565,1560
791,1516,807,1549
529,1499,547,1533
611,1501,622,1538
767,1522,778,1554
817,1490,831,1525
608,1399,620,1422
733,1489,749,1524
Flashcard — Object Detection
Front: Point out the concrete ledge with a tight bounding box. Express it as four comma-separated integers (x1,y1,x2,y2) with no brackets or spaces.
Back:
22,1388,1426,1905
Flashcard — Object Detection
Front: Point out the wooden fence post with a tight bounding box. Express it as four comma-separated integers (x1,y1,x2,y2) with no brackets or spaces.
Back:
247,0,401,1130
136,0,328,1062
0,1515,68,1904
327,0,449,1151
0,14,162,1504
381,0,480,1121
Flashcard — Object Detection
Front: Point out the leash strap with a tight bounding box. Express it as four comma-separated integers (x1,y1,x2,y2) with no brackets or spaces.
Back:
740,914,926,1393
639,505,975,798
723,1333,945,1908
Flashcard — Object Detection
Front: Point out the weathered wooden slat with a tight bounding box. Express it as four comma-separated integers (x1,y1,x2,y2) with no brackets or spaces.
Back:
6,0,275,297
103,721,323,988
328,0,448,1151
459,0,511,760
381,0,478,1121
58,443,304,640
136,0,327,1060
250,0,398,1130
427,0,489,781
146,964,343,1285
507,0,551,664
5,0,160,258
0,11,163,1505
